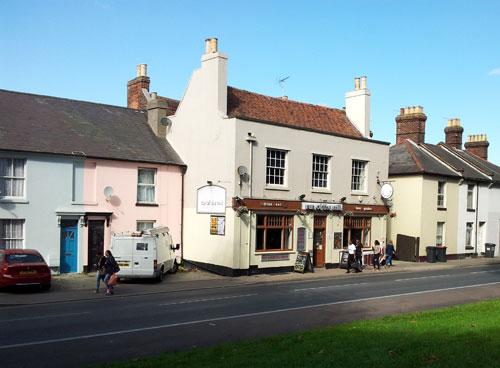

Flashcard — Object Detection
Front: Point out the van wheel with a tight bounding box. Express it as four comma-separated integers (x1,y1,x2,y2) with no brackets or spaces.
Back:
169,262,178,274
156,268,164,283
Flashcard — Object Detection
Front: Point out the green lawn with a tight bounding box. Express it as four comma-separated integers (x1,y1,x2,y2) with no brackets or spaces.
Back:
100,299,500,368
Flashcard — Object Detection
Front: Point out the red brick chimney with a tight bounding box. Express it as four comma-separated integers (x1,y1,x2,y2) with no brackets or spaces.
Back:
464,134,489,160
444,118,464,149
395,106,427,144
127,64,150,110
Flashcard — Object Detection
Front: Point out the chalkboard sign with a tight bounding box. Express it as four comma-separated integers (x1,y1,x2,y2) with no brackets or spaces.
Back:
294,251,313,273
339,250,349,269
297,227,306,252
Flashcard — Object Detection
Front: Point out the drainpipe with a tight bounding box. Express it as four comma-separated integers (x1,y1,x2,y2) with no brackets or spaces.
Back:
180,166,186,261
245,133,257,274
474,183,479,256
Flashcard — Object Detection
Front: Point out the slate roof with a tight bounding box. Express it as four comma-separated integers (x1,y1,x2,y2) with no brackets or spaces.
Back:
226,87,365,139
449,147,500,184
423,143,490,182
389,141,460,178
0,89,184,166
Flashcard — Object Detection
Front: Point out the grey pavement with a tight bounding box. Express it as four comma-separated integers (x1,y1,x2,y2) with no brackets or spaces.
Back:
1,256,499,306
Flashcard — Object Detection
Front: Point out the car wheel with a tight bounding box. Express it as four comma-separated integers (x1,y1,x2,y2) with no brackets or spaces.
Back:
169,262,178,274
156,268,164,282
41,283,51,291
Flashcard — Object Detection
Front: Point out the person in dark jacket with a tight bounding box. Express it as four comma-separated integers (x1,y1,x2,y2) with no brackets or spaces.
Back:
103,250,119,295
94,252,106,293
385,240,396,266
355,239,363,269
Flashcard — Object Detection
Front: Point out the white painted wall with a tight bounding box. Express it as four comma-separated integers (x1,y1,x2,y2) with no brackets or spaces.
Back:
485,185,500,256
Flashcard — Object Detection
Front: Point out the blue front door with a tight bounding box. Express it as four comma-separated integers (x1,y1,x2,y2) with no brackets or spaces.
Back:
60,221,78,273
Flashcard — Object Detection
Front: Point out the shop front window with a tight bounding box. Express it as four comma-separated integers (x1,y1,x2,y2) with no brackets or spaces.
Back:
256,214,293,251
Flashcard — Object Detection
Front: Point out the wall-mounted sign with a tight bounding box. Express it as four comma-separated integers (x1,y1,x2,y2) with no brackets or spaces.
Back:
343,203,389,215
237,198,301,212
210,216,225,235
301,202,342,212
297,227,306,252
380,183,394,199
197,185,226,214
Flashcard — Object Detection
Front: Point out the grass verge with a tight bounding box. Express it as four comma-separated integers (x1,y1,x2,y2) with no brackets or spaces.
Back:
99,298,500,368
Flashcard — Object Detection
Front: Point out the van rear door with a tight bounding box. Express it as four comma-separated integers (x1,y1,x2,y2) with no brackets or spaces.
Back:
133,239,155,277
112,238,135,276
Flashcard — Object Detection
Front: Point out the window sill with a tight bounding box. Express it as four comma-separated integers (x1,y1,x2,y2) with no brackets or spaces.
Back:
265,185,290,191
467,208,476,212
255,250,295,254
0,198,29,204
437,207,447,211
311,188,332,194
465,246,474,250
350,191,368,196
136,202,159,207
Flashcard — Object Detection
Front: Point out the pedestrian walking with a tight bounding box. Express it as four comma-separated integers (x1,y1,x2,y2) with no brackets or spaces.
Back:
94,252,106,293
372,240,382,270
346,240,360,273
355,239,363,269
385,240,396,267
103,250,120,295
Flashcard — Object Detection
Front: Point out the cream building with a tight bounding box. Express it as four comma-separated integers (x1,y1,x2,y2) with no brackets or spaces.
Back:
388,112,500,260
139,38,391,275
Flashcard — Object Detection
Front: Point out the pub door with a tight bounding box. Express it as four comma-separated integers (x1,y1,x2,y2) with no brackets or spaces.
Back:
313,216,326,267
87,220,105,272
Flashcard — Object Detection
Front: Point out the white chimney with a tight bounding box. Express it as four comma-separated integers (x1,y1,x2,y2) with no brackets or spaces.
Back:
345,76,371,138
200,37,227,115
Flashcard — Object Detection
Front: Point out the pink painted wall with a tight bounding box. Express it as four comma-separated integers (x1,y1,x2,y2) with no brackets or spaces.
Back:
82,159,183,255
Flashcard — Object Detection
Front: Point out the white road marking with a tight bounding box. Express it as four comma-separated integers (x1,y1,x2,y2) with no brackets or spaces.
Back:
0,312,90,323
293,283,367,292
1,281,499,350
470,270,498,274
395,274,451,282
159,293,257,306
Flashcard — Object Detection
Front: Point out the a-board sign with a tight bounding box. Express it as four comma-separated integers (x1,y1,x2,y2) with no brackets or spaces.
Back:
294,251,313,273
339,250,349,269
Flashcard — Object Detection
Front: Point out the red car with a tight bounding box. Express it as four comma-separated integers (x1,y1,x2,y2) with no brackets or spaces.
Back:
0,249,51,290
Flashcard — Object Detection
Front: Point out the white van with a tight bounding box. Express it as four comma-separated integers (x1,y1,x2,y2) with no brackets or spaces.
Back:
110,227,180,281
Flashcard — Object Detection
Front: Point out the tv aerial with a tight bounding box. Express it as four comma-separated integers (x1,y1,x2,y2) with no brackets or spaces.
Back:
277,75,290,97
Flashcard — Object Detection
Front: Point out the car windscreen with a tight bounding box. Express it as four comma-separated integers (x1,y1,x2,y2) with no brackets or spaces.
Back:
6,253,44,264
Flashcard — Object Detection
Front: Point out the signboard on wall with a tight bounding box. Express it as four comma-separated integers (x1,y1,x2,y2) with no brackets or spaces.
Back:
197,185,226,214
297,227,306,252
301,202,342,212
210,216,225,235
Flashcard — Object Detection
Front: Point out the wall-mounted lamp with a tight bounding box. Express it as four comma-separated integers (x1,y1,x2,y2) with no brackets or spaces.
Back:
298,194,306,201
207,180,213,186
340,197,346,202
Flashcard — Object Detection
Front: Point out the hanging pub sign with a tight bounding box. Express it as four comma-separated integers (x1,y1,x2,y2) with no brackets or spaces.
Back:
197,185,226,214
301,202,342,212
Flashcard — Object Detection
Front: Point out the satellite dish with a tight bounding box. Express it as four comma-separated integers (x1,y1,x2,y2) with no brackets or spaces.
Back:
237,166,248,176
160,117,172,127
380,183,394,199
103,186,114,200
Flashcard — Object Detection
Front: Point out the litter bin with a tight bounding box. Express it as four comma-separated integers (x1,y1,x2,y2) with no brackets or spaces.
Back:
339,250,349,269
485,243,496,258
426,246,437,263
436,246,447,262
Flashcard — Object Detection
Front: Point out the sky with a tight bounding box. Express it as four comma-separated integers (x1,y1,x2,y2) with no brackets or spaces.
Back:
1,0,499,163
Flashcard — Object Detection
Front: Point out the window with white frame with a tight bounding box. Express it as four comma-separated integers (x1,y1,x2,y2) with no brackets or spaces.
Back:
137,168,156,203
437,181,446,208
467,185,474,210
0,219,24,249
266,149,287,186
0,158,26,198
436,222,445,246
137,221,155,232
312,154,330,189
466,222,474,247
351,160,367,191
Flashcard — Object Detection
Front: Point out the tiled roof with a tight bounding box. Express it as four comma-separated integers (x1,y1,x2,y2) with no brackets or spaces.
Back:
0,89,184,166
227,87,364,138
423,144,490,182
158,96,179,116
389,141,460,178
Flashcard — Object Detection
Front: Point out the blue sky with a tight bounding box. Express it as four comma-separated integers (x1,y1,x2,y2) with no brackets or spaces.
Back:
1,0,499,163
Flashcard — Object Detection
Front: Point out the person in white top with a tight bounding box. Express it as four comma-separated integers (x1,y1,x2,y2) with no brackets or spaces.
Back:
346,241,360,273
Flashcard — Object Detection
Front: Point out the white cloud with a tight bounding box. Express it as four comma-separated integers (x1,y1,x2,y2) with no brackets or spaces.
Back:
488,68,500,76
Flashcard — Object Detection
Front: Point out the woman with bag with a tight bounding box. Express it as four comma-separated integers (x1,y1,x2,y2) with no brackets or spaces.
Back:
103,250,119,295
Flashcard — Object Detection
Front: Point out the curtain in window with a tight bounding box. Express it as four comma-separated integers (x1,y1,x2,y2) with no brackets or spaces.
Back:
0,159,25,197
0,219,24,249
137,169,155,202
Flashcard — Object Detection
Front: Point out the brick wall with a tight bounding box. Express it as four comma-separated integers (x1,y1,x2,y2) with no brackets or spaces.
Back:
396,113,427,144
445,126,464,149
127,76,150,110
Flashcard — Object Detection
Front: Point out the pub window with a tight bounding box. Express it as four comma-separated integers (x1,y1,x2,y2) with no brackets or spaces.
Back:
312,154,330,189
256,214,293,251
351,160,367,192
266,149,287,186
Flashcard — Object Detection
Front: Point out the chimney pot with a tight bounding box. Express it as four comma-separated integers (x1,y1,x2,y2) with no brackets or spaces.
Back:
354,77,360,90
205,38,218,53
137,64,147,77
151,92,157,100
360,76,367,89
